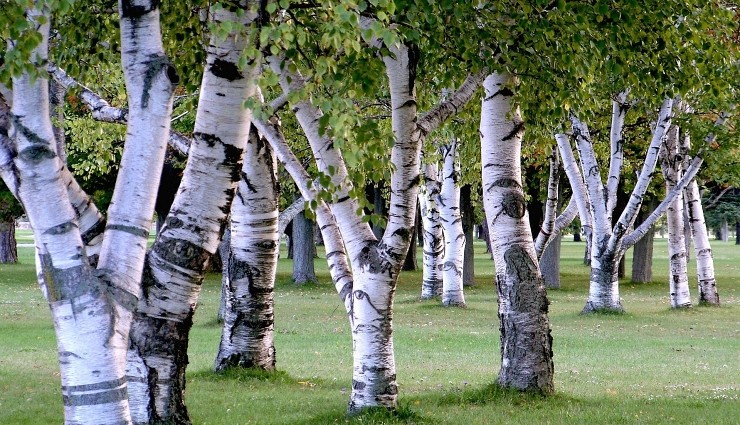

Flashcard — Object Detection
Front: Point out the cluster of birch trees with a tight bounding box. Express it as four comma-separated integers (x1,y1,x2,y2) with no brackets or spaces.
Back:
0,1,737,424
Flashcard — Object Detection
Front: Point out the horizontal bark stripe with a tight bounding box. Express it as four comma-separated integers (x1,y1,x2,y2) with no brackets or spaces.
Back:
80,218,106,244
62,386,127,406
43,220,78,235
105,224,150,238
61,377,127,393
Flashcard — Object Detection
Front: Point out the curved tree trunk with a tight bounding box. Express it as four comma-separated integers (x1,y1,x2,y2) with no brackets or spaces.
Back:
292,211,317,285
0,221,17,264
215,126,279,371
480,73,553,393
438,140,466,307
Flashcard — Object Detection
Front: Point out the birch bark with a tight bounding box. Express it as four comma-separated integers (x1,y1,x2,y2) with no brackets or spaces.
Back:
480,73,553,393
215,125,279,371
7,2,177,423
681,136,719,306
660,126,691,308
437,139,466,307
126,4,260,423
419,162,443,299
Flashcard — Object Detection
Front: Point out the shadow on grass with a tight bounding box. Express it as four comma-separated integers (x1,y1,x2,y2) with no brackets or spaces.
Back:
189,367,304,386
296,403,435,425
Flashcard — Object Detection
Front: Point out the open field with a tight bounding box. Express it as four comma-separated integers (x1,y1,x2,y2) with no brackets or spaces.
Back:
1,231,738,424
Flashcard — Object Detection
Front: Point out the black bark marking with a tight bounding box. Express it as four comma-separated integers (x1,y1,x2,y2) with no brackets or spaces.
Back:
43,220,77,235
503,245,546,313
210,58,244,81
396,99,417,110
154,236,212,272
501,121,525,142
406,43,420,95
62,386,128,407
240,170,258,193
194,132,221,148
501,191,526,219
141,55,178,108
120,0,160,18
106,223,150,238
61,377,127,393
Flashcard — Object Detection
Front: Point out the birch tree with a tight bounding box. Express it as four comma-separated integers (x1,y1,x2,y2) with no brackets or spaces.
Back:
1,1,178,423
480,72,554,393
437,139,466,307
419,162,443,299
660,125,692,308
126,4,264,422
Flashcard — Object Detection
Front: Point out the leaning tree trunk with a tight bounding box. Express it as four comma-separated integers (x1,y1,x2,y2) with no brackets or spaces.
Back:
480,73,553,393
215,126,279,371
126,5,260,423
685,180,719,305
419,163,443,299
437,140,466,307
661,126,691,309
292,210,317,285
0,220,17,264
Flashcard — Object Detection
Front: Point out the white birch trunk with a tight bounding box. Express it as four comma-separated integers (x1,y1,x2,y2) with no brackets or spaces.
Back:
437,140,466,307
660,126,691,308
480,73,553,393
126,5,259,423
215,125,279,371
685,180,720,305
11,9,133,424
419,162,443,299
556,134,593,262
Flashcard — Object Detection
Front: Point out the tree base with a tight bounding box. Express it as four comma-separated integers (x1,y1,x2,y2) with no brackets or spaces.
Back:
442,299,467,308
580,301,624,315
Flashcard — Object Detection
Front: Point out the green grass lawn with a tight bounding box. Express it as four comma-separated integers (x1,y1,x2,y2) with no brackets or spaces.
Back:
1,231,738,424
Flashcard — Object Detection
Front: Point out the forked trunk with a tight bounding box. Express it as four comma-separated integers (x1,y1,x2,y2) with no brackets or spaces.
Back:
480,73,553,393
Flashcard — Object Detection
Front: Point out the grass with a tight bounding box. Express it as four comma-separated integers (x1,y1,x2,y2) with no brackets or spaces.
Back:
1,230,738,424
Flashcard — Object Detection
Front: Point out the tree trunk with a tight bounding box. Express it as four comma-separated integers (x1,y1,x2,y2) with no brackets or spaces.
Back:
461,184,475,287
719,220,728,241
437,140,466,307
217,228,231,323
540,234,561,289
583,240,622,313
661,126,691,309
292,211,317,285
736,222,740,245
373,180,386,239
480,73,553,393
126,5,259,423
631,198,657,284
0,221,17,264
419,163,443,299
215,126,279,371
685,180,720,306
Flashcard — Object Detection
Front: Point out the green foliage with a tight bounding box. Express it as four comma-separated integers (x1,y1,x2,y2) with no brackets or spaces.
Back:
0,181,23,222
